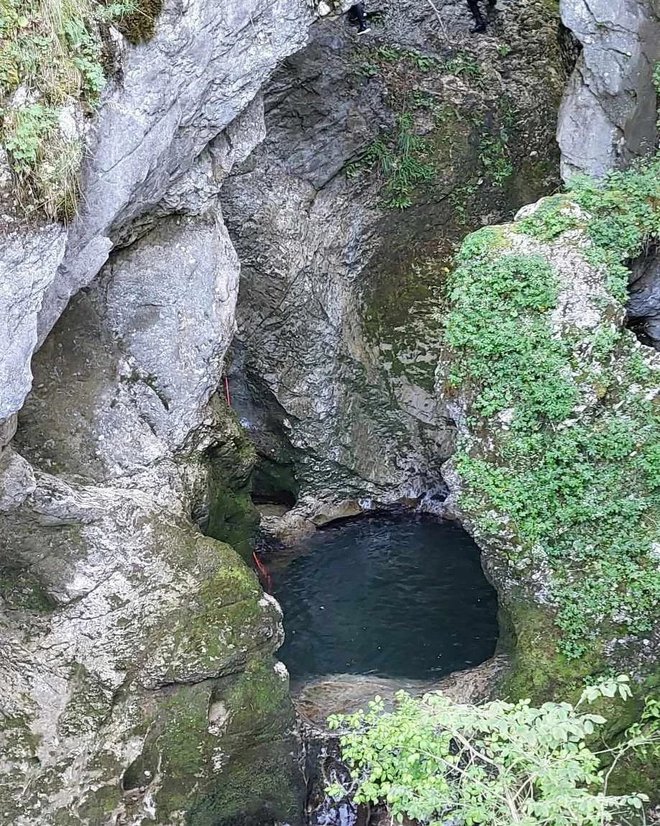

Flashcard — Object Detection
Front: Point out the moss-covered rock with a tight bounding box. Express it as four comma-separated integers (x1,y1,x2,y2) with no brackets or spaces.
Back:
435,156,660,797
358,0,568,391
112,0,164,43
115,657,302,826
204,399,261,560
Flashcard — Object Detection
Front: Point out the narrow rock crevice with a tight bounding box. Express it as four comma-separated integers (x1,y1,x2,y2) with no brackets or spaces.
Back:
628,245,660,350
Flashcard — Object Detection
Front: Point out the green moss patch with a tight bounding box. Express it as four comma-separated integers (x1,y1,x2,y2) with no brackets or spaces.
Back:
124,660,302,825
205,404,260,560
442,155,660,660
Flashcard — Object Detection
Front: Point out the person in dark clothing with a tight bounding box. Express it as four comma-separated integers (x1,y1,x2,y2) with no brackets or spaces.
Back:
347,2,371,34
467,0,496,32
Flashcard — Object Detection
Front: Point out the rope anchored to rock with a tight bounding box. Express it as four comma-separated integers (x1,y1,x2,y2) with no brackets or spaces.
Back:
252,550,273,592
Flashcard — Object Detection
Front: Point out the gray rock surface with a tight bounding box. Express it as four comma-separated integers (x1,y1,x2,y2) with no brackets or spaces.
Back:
223,0,567,514
0,0,312,424
0,15,315,815
0,224,66,423
557,0,660,180
295,655,510,729
1,214,302,822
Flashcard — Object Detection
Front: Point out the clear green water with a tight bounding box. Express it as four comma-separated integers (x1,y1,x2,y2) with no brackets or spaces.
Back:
269,515,499,681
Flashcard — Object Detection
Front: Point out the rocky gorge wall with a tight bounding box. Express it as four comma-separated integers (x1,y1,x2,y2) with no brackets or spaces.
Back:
0,0,659,823
0,0,314,823
0,200,304,823
222,0,571,530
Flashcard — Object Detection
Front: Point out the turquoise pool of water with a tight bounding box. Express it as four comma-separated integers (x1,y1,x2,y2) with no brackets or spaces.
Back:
268,514,499,681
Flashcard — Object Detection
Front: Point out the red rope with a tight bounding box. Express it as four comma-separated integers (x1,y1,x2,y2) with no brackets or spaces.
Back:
223,375,232,407
252,551,273,592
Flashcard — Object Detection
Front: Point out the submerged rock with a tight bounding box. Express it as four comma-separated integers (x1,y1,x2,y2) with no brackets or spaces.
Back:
294,656,510,728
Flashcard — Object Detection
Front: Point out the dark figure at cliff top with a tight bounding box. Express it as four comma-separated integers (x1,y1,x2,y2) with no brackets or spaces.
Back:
347,2,371,34
467,0,496,32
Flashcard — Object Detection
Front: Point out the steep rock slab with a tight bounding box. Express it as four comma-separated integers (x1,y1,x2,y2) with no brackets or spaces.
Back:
1,213,303,824
0,0,312,425
223,0,568,513
0,225,66,432
18,214,239,479
557,0,660,179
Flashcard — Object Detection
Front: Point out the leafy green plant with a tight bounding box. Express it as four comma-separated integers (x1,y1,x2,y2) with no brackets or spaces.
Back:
347,113,435,209
373,44,438,73
449,179,479,224
478,131,513,187
442,51,483,81
628,695,660,761
2,103,55,173
328,676,655,826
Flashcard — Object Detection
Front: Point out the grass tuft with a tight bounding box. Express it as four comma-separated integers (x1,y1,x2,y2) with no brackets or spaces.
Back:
0,0,156,221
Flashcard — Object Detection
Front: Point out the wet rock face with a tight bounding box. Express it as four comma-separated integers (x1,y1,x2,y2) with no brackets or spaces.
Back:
628,248,660,350
557,0,660,180
223,0,568,512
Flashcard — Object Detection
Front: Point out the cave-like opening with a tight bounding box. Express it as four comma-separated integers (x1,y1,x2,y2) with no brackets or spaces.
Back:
265,513,499,683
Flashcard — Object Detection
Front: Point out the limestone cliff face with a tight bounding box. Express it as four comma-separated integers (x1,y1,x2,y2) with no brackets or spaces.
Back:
557,0,660,180
0,1,313,823
556,0,660,350
223,0,569,522
0,0,658,820
0,210,304,824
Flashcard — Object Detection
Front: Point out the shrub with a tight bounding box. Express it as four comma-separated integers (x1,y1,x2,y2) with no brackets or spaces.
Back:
328,677,657,826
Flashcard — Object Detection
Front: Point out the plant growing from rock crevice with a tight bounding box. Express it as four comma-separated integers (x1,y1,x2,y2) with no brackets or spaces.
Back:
0,0,155,220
